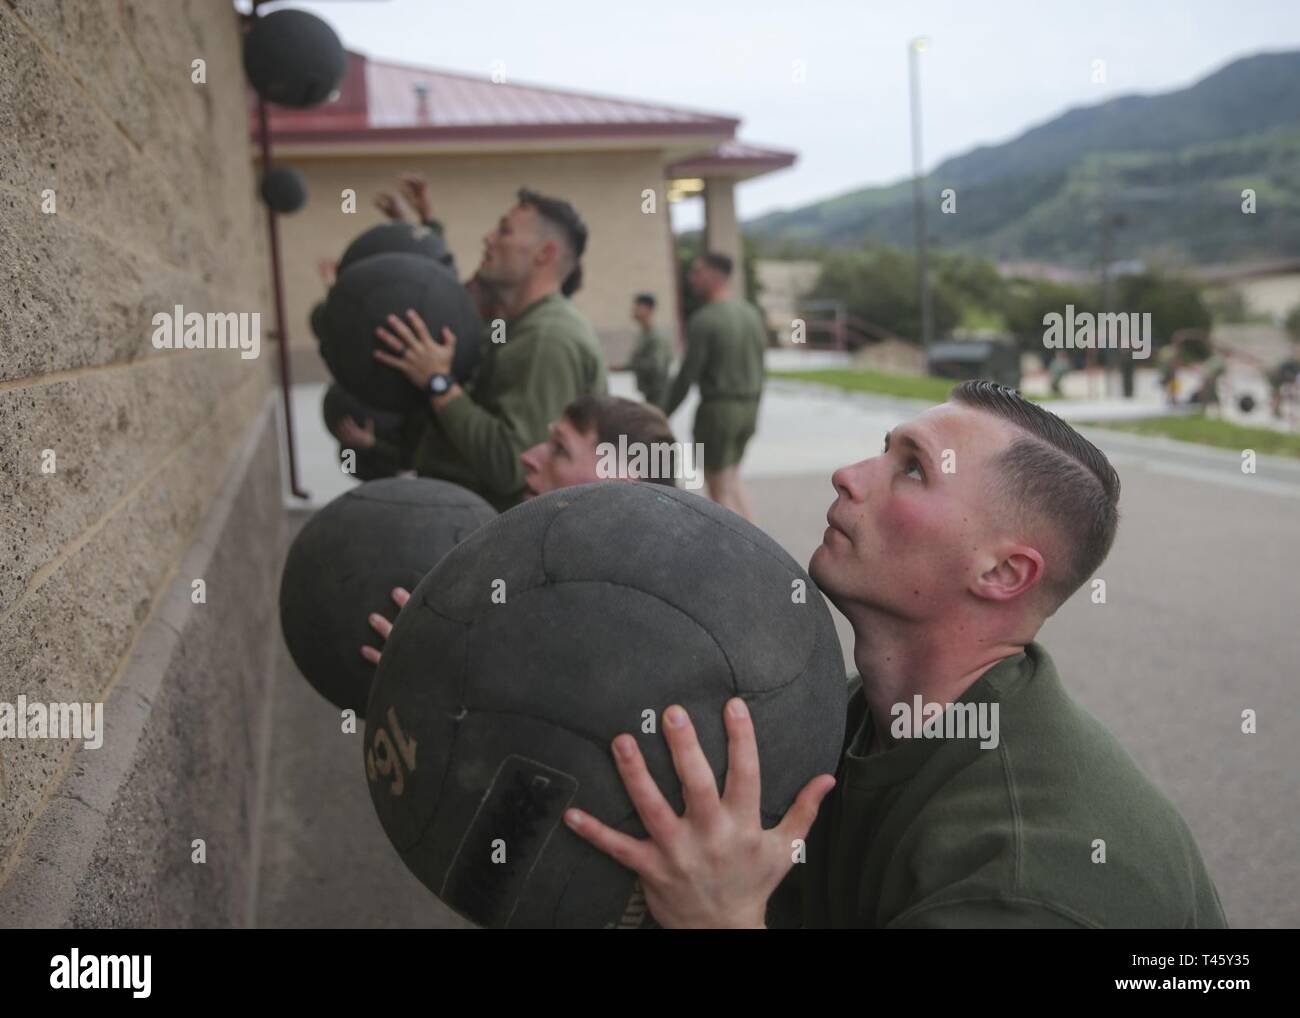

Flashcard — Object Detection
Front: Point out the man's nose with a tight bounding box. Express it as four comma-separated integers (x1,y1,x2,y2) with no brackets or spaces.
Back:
520,443,544,470
830,458,873,502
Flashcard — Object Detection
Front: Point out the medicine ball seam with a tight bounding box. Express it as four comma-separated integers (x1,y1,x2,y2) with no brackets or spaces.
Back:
457,706,652,754
467,577,823,699
599,483,799,575
439,754,579,927
441,578,742,697
383,608,468,855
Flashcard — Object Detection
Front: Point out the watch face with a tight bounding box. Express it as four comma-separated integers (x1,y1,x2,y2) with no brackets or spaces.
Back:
430,375,450,394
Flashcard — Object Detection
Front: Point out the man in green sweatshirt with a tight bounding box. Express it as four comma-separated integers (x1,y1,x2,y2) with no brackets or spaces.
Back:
565,380,1226,929
626,293,673,408
373,188,607,510
660,252,766,521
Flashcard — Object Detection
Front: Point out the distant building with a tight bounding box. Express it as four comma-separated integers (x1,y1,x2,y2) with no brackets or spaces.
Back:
1192,259,1300,324
255,51,794,375
753,258,821,340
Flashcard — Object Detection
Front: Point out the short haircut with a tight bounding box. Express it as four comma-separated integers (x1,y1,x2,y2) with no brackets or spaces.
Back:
950,380,1120,612
517,188,587,296
634,293,656,309
563,395,679,487
700,251,733,277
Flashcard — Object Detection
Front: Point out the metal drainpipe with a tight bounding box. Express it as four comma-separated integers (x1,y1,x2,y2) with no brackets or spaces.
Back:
246,5,309,499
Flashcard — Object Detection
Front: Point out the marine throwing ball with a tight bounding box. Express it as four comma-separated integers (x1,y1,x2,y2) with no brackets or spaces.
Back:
322,252,482,411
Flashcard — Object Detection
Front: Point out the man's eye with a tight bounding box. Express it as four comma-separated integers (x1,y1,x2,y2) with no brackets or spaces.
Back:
905,459,924,481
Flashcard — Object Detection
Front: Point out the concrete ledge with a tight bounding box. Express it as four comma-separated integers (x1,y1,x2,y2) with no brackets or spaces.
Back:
0,396,285,927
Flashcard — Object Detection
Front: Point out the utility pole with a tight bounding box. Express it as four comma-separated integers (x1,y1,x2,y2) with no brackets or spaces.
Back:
1099,184,1133,397
909,37,932,350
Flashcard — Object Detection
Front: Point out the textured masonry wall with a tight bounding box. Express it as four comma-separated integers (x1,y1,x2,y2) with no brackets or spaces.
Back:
0,0,275,909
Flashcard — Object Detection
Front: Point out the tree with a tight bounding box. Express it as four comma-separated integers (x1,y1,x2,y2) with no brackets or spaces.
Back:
805,246,961,342
1285,304,1300,342
1114,272,1211,348
1002,278,1098,361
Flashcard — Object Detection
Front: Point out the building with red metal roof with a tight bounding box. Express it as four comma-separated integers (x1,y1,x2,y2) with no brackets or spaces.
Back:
256,49,795,371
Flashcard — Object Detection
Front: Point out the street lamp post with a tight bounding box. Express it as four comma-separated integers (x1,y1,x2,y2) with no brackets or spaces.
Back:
909,37,933,351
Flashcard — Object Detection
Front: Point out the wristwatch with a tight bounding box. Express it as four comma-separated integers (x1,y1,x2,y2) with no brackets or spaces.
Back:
427,372,454,396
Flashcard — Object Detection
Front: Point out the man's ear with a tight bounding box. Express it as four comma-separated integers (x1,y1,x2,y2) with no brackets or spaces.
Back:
972,545,1044,602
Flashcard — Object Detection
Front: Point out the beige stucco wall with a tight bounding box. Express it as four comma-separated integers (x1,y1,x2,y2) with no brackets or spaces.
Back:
274,148,683,374
0,0,271,879
703,177,745,300
1232,274,1300,321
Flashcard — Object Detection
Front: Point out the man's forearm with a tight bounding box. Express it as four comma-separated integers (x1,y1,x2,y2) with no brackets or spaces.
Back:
430,388,528,497
661,371,691,417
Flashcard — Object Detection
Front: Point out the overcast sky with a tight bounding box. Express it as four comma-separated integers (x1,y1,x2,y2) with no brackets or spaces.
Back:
284,0,1300,229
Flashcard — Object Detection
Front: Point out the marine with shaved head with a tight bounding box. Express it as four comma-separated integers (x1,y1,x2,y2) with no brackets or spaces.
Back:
566,381,1227,929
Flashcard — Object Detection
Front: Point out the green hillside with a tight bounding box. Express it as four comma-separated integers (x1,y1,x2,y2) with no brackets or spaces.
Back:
748,51,1300,267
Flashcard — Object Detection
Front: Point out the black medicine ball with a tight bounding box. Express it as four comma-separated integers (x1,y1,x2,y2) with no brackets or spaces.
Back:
243,9,347,109
322,252,482,411
260,166,307,213
322,382,403,441
339,222,455,275
321,383,406,482
279,478,496,718
1237,394,1256,414
365,482,848,929
309,300,330,344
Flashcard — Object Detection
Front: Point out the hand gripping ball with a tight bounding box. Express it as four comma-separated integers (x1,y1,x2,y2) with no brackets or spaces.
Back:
365,482,847,928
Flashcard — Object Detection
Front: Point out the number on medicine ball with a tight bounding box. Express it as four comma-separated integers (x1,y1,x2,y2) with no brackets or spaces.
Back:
366,706,418,796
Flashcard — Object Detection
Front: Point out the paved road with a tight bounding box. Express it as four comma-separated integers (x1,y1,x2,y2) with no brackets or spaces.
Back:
262,378,1299,928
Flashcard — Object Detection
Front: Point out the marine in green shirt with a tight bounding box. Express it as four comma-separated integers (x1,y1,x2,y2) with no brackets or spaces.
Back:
794,644,1225,928
660,252,768,521
565,380,1227,929
626,292,673,408
372,189,607,510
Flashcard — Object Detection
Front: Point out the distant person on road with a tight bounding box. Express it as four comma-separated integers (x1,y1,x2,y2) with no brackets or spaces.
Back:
1048,351,1070,397
1193,346,1228,418
626,293,673,408
660,252,766,521
1266,343,1300,420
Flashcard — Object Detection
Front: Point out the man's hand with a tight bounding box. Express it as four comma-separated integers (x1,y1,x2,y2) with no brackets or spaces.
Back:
336,415,375,451
375,191,407,222
360,587,410,665
398,173,433,222
564,698,836,929
373,309,456,390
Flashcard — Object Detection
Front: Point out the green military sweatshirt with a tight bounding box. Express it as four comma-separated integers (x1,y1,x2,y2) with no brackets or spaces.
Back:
408,291,607,510
796,643,1227,929
628,324,673,404
661,298,767,417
